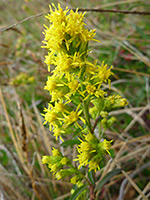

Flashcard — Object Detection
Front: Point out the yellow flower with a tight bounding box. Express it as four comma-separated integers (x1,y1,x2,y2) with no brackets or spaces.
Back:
42,105,59,130
105,94,128,109
42,4,96,54
85,61,97,76
60,157,71,165
42,23,66,51
46,4,68,25
50,163,61,174
89,160,100,172
97,61,113,84
71,52,85,69
63,104,85,128
66,9,96,42
44,51,56,72
68,80,79,92
42,156,51,164
75,133,112,171
81,28,96,41
55,171,63,180
51,90,65,102
78,141,91,152
53,52,72,74
48,52,85,78
43,110,57,123
70,175,83,184
75,133,98,169
52,147,62,157
42,4,68,51
95,89,106,98
76,151,90,168
53,127,65,141
84,132,97,142
82,81,106,100
64,111,80,125
54,101,66,112
66,9,86,36
64,74,83,97
86,84,96,95
99,139,113,155
42,151,63,173
44,76,58,92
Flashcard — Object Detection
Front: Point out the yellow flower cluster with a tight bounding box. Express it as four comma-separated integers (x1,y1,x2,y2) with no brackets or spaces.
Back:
42,148,80,180
42,149,81,182
42,4,99,141
42,4,128,183
75,133,113,171
42,4,96,53
10,72,34,86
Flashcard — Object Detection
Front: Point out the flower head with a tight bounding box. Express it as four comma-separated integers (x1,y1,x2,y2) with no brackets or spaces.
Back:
89,159,100,172
54,101,66,112
53,127,65,141
86,84,96,95
42,4,68,51
52,148,62,157
63,104,85,128
42,108,58,130
75,133,112,172
97,62,113,83
42,3,96,55
70,175,83,184
44,76,58,92
98,139,113,155
60,157,71,165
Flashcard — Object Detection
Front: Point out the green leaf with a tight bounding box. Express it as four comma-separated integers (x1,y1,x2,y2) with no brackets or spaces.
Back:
88,170,95,186
73,127,83,137
109,149,115,159
0,150,9,166
61,139,81,147
71,95,81,106
131,24,149,39
69,184,88,200
96,169,122,191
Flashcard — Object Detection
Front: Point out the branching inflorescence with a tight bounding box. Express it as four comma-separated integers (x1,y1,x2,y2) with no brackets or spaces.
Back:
41,4,128,199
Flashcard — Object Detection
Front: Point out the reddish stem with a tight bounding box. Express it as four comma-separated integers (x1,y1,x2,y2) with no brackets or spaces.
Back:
91,115,101,134
90,183,95,200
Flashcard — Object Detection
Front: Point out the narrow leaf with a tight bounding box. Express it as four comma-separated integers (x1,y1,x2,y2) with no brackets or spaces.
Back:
131,24,149,39
61,139,80,147
73,127,83,137
96,169,122,191
88,170,95,186
69,184,88,200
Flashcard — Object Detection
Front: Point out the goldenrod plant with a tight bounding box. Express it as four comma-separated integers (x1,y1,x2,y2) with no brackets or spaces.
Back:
41,4,128,199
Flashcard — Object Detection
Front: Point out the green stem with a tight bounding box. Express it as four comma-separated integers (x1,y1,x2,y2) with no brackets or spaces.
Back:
81,84,92,132
71,164,91,185
79,66,92,132
100,128,106,138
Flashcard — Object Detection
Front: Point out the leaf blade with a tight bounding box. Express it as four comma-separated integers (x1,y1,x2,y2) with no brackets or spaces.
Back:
69,184,88,200
96,169,122,191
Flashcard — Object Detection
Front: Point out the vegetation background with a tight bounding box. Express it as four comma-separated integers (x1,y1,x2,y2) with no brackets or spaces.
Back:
0,0,150,199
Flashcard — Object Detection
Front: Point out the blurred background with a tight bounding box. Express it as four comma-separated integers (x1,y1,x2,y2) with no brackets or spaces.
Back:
0,0,150,199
